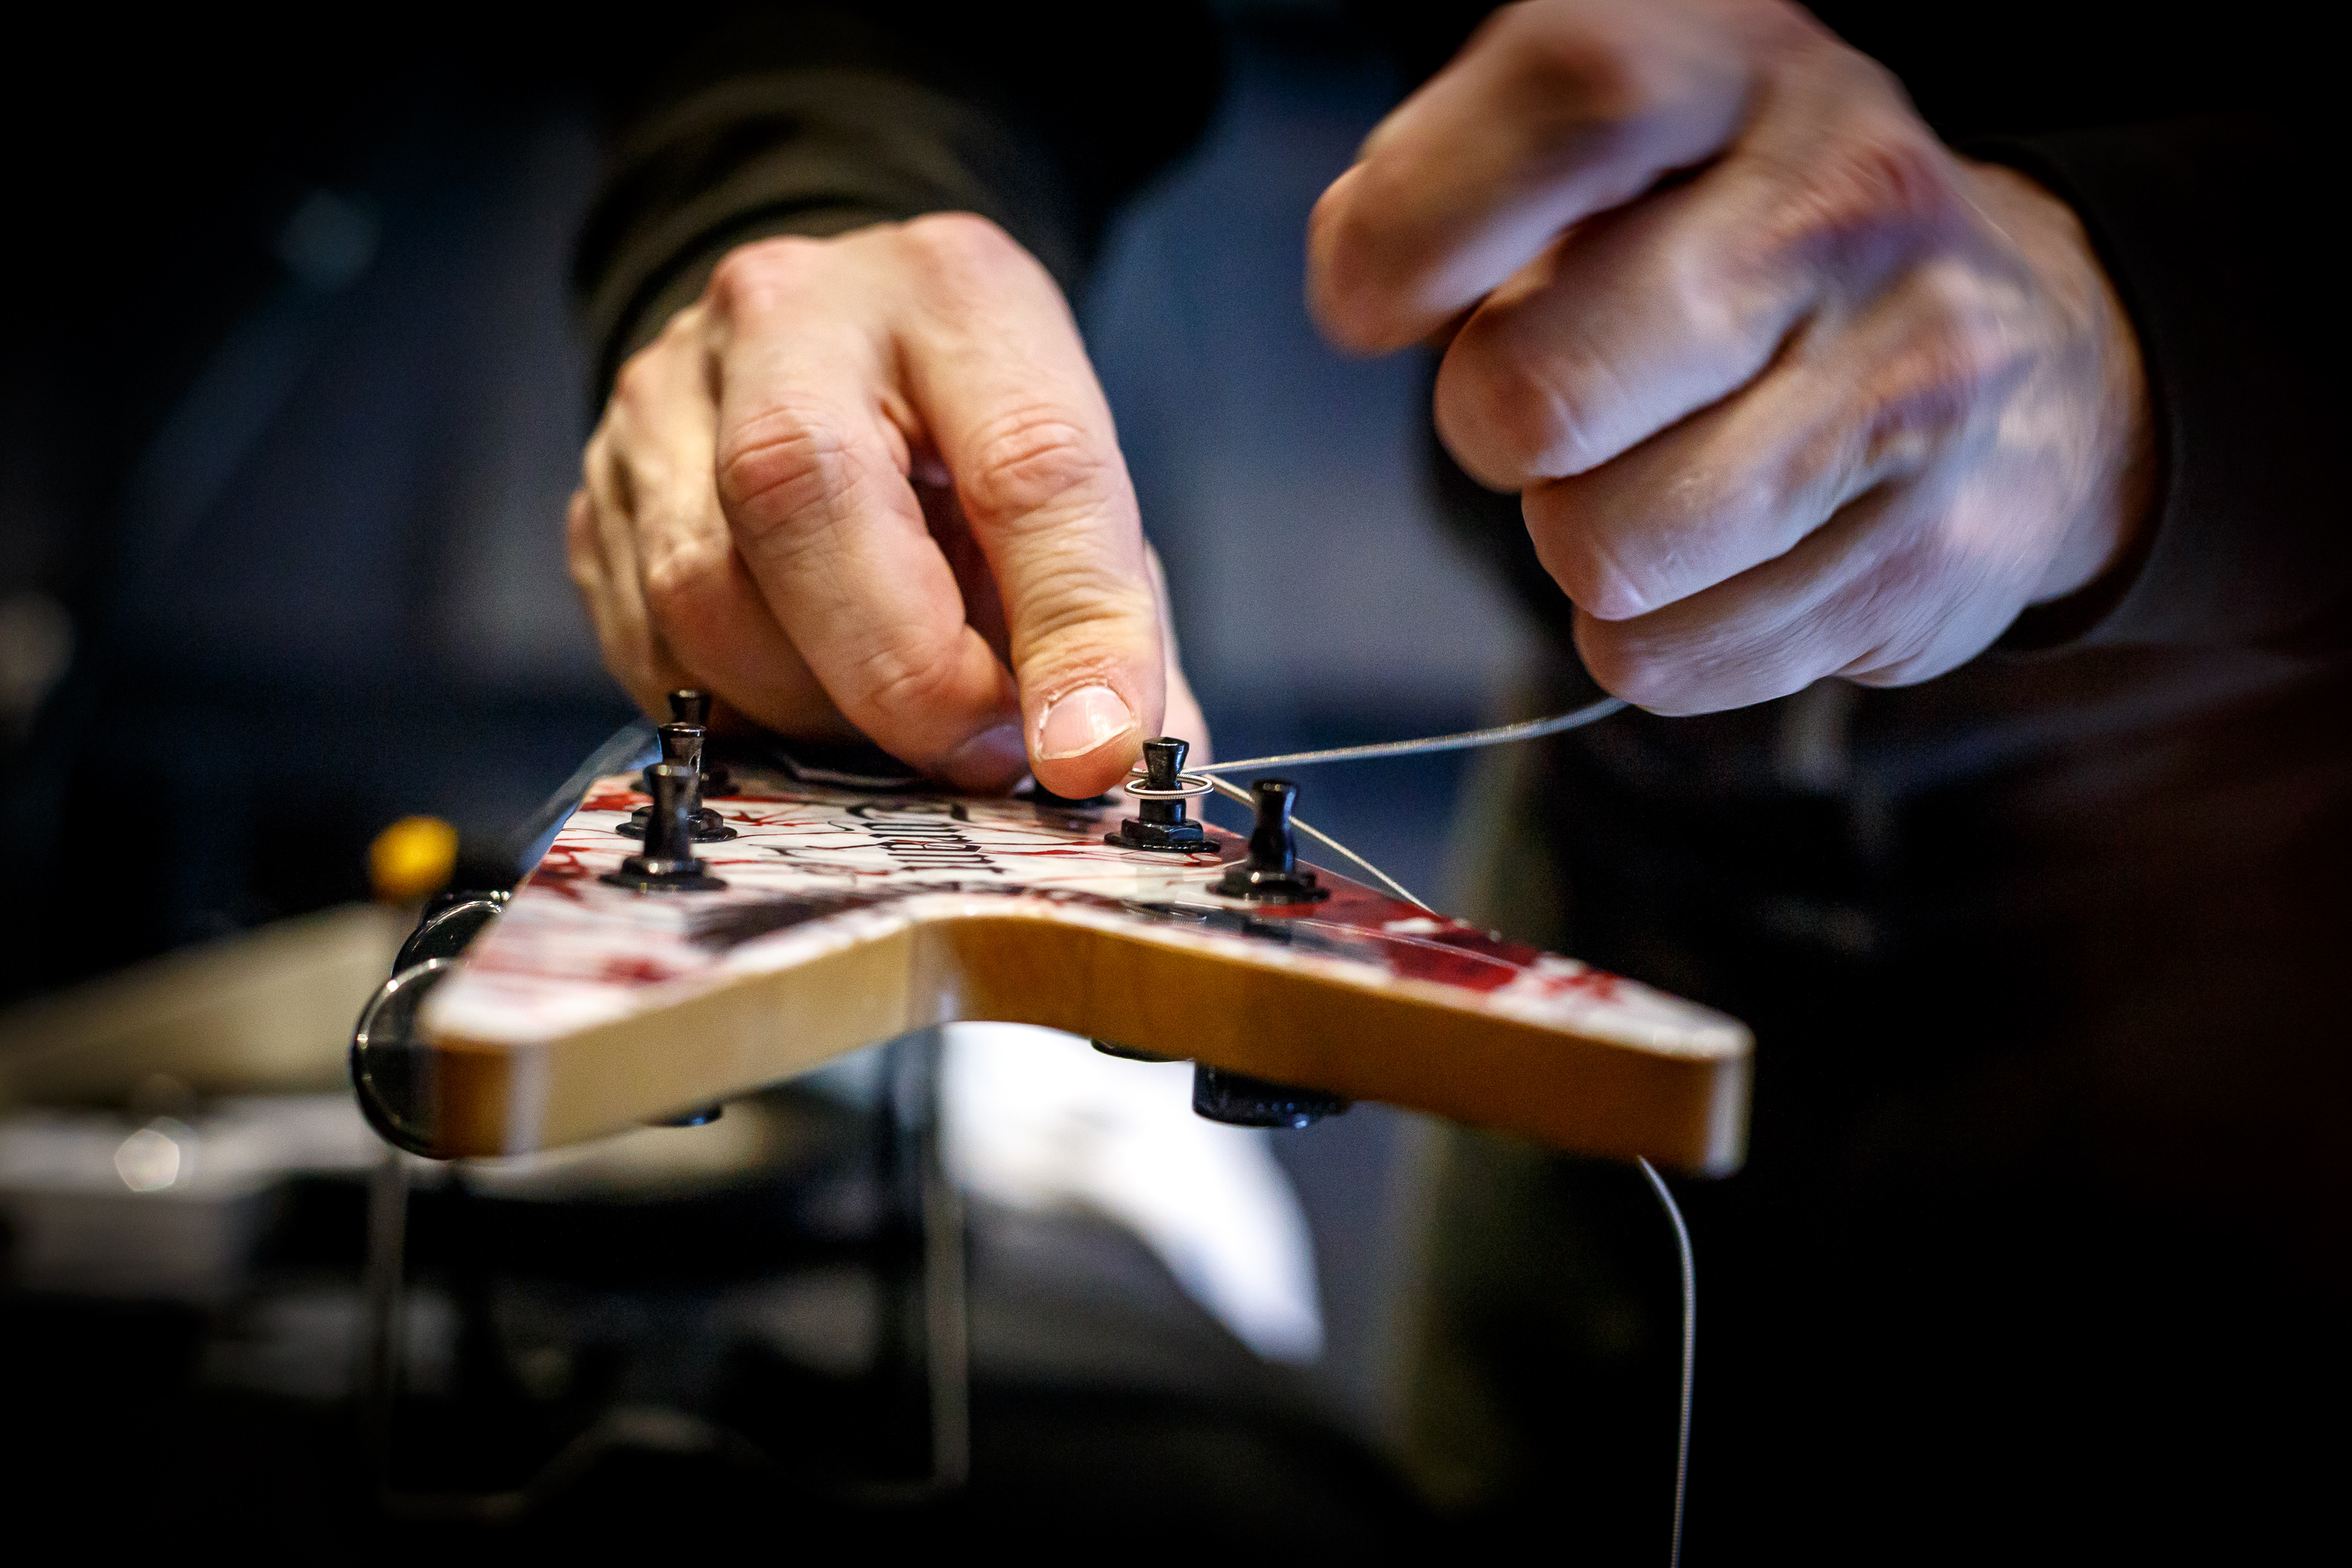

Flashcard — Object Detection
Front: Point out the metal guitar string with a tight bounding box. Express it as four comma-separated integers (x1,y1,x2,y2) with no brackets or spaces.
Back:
1639,1155,1696,1568
1200,773,1424,905
1197,698,1690,1568
1190,694,1629,777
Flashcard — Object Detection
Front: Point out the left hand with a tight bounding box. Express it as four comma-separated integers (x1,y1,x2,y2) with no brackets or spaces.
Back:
1307,0,2154,712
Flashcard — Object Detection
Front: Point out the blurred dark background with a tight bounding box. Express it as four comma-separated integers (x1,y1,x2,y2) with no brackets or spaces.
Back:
0,5,1531,1002
0,4,1549,1547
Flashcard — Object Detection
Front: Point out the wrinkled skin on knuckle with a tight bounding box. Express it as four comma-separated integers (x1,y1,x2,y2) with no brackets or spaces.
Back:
1018,567,1160,677
845,630,978,730
716,401,861,546
960,406,1118,528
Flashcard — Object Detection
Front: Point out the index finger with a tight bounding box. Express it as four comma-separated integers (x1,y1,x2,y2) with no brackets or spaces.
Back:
1307,0,1773,353
893,216,1167,799
710,239,1031,790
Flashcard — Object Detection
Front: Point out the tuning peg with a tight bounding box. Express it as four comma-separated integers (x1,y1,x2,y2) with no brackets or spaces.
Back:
394,893,508,973
1193,1064,1349,1129
603,764,727,891
663,689,743,797
1214,778,1329,903
1106,737,1213,853
626,723,736,841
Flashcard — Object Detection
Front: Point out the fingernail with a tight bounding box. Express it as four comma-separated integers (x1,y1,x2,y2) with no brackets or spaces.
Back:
1036,684,1135,761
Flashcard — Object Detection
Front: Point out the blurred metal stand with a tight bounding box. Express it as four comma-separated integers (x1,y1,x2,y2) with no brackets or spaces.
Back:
357,1030,969,1521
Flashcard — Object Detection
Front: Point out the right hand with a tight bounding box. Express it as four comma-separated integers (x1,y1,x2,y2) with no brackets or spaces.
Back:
567,214,1202,798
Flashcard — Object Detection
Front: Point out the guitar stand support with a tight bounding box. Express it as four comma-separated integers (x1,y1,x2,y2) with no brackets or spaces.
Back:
358,1031,971,1521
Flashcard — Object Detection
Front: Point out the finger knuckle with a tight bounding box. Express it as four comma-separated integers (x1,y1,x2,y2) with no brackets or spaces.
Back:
896,212,1033,301
638,534,729,625
716,400,858,540
1575,622,1686,710
610,348,665,410
1527,495,1653,620
1756,114,1962,273
1493,4,1653,122
850,635,968,720
1867,266,2033,439
707,236,827,320
1446,300,1633,480
961,405,1117,524
1656,230,1754,358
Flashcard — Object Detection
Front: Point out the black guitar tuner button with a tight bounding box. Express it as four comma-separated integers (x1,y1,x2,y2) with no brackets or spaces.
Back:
626,722,737,842
1215,778,1330,902
1106,736,1214,853
603,764,727,892
1193,1065,1350,1129
394,893,508,974
665,689,743,797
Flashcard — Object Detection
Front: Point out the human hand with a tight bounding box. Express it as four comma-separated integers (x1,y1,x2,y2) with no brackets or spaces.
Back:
567,214,1204,796
1308,0,2153,711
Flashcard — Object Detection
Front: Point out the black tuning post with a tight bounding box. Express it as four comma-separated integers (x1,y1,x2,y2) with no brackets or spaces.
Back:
1192,1064,1350,1129
1106,737,1214,854
663,688,740,798
603,764,727,892
394,891,509,973
1215,779,1329,903
626,723,736,842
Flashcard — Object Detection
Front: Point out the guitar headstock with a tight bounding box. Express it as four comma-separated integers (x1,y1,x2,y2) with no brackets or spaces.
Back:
358,746,1751,1173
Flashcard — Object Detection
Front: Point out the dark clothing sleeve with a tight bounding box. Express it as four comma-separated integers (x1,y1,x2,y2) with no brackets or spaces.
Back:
573,3,1222,394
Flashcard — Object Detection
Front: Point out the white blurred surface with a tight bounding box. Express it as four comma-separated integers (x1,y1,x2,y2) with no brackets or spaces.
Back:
940,1023,1323,1364
0,1093,380,1299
